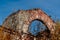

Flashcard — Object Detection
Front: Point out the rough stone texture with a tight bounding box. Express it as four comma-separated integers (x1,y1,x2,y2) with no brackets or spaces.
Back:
2,9,56,40
2,9,56,34
0,25,50,40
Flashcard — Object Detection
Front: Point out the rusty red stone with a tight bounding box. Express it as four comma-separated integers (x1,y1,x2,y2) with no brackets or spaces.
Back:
27,9,56,33
1,8,56,40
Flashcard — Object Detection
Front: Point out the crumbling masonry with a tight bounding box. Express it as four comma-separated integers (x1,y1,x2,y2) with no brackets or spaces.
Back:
0,9,56,40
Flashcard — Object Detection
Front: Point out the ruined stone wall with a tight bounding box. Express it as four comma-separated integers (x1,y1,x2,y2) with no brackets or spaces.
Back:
2,9,56,34
1,9,56,40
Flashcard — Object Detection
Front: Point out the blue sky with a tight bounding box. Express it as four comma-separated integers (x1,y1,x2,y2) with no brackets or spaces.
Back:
0,0,60,25
29,20,46,36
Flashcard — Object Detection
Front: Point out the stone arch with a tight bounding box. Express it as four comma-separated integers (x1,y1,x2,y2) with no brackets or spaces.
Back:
2,9,56,34
27,9,56,34
28,19,50,36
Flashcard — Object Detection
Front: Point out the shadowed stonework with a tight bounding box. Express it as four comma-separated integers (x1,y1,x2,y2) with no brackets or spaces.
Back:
0,9,56,40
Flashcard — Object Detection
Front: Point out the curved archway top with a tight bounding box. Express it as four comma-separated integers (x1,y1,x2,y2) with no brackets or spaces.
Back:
27,9,56,33
2,8,56,34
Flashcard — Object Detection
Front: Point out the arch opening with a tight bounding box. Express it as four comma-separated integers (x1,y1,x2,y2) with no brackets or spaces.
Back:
28,19,50,36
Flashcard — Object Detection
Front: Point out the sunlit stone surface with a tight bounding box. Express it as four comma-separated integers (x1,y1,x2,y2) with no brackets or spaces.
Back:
2,9,56,40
